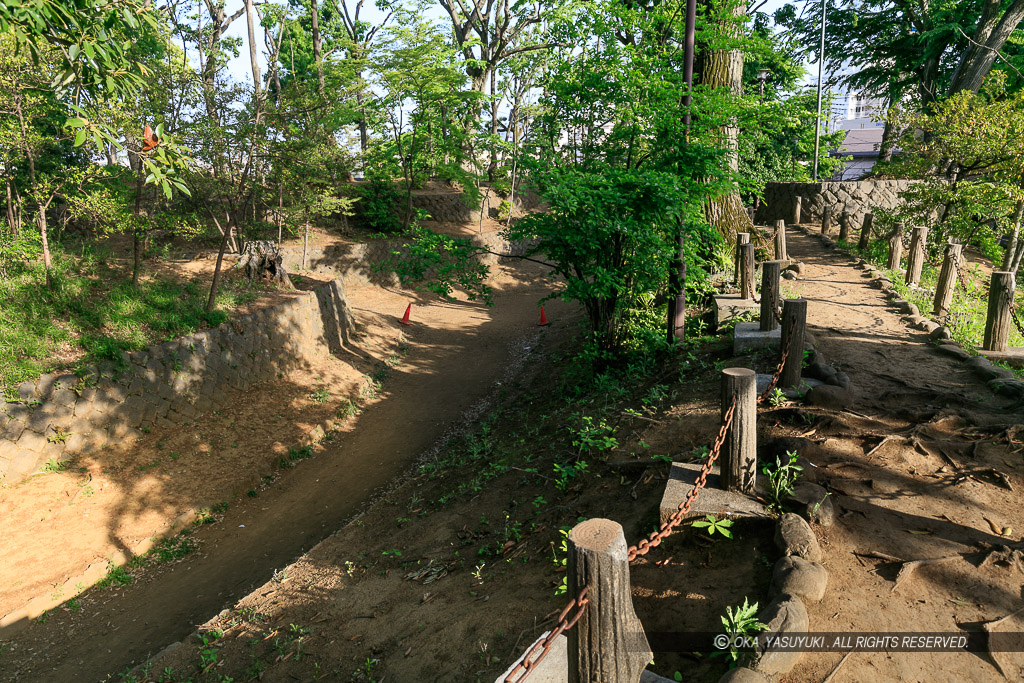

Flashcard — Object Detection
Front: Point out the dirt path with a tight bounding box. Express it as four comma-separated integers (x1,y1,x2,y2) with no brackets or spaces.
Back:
0,260,573,682
781,227,1024,682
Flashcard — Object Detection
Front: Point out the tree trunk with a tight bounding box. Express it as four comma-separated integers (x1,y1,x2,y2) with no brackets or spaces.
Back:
5,179,16,234
700,0,751,240
36,206,52,289
1002,199,1023,271
949,0,1024,95
310,0,325,96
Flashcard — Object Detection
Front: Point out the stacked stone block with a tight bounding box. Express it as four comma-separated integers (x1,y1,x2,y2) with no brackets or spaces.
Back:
0,278,353,485
755,180,918,228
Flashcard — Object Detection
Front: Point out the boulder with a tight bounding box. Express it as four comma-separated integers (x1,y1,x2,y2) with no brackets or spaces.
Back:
772,556,828,602
775,513,823,562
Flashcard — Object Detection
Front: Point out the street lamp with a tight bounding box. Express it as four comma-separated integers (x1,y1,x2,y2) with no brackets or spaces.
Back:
756,68,771,103
812,0,827,181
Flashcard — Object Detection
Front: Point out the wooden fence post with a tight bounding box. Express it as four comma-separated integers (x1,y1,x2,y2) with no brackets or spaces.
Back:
760,261,782,332
739,243,755,300
838,211,852,242
821,205,833,234
774,219,788,261
721,368,757,494
887,222,905,270
858,212,874,251
780,298,807,388
734,232,750,285
567,519,651,683
932,242,963,318
983,272,1016,352
905,226,928,286
793,196,802,225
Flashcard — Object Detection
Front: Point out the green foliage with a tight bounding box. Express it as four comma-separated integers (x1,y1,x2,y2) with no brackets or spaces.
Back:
0,248,258,391
762,450,803,509
692,514,734,539
354,180,404,234
718,598,769,665
380,223,492,303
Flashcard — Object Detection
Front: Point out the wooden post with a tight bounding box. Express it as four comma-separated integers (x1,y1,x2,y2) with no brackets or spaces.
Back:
733,232,750,284
858,212,874,251
821,205,833,234
739,243,755,300
774,218,788,261
932,242,964,317
887,222,904,270
780,298,807,388
983,271,1016,352
793,196,802,225
760,261,782,332
838,211,852,242
721,368,757,494
567,519,651,683
904,226,928,286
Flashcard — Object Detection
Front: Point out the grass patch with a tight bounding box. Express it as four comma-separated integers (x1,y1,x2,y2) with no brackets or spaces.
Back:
0,247,266,392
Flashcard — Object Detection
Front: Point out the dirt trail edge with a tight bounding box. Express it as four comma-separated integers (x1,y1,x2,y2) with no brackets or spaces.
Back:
0,262,573,683
785,228,1024,682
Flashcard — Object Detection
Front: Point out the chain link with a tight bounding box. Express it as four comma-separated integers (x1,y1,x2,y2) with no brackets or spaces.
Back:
1005,281,1024,338
503,587,590,683
625,398,737,562
758,316,798,403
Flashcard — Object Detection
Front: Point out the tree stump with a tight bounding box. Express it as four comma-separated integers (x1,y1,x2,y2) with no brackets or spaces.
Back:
739,243,755,300
838,211,852,242
983,272,1016,352
887,223,905,270
932,242,963,318
905,226,928,286
734,232,750,285
774,219,788,261
760,261,782,332
780,298,807,388
234,241,292,287
567,519,651,683
721,368,757,494
858,212,874,251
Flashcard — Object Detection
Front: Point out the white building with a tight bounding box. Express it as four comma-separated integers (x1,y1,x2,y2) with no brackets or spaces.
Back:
809,67,887,179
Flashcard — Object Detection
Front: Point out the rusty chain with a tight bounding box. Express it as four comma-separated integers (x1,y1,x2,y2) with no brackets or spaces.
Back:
503,587,590,683
504,308,794,681
625,397,737,562
758,316,798,403
1005,281,1024,339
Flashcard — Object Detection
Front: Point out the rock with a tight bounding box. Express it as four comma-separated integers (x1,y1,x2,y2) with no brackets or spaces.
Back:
786,482,836,527
771,556,828,602
936,344,970,361
718,668,769,683
964,356,1000,380
805,361,837,384
804,384,853,410
775,513,823,562
785,262,805,276
990,365,1017,381
782,270,798,280
921,320,940,334
989,379,1024,399
929,326,952,342
907,315,927,327
751,594,809,676
833,372,851,390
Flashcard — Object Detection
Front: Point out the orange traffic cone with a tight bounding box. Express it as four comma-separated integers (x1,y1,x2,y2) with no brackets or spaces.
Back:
399,304,411,325
538,306,550,326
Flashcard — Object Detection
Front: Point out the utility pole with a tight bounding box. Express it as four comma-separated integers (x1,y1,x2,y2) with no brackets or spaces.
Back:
669,0,698,343
812,0,827,181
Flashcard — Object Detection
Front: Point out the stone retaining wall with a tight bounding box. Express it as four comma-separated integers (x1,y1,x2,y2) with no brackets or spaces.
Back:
0,279,354,485
755,180,917,227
